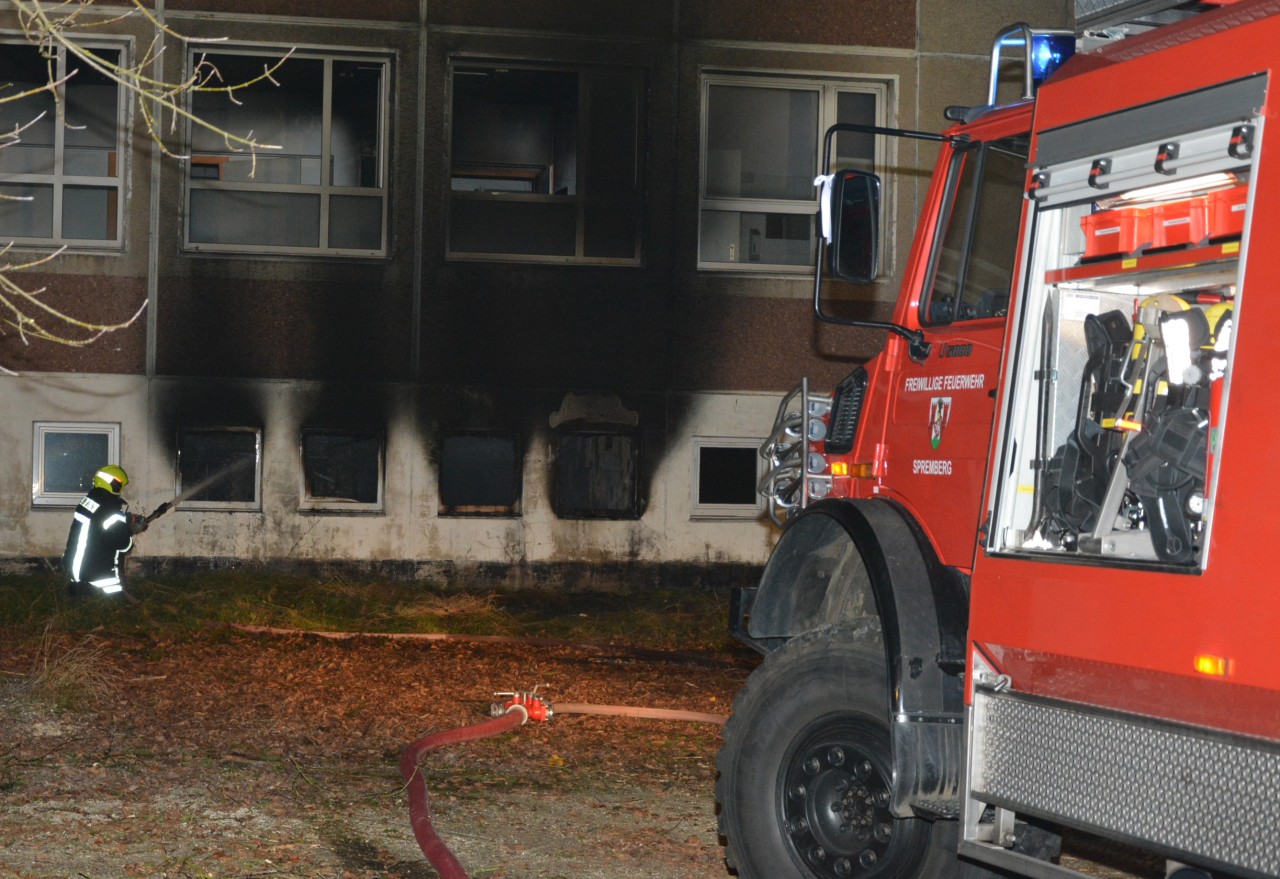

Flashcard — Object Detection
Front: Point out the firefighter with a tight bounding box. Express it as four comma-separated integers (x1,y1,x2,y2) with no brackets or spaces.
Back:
62,465,146,599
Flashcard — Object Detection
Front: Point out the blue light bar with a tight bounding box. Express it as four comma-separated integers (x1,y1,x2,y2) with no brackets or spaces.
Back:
1030,33,1074,85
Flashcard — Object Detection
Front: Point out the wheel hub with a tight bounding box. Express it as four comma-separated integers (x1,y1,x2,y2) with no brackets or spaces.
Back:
782,731,895,878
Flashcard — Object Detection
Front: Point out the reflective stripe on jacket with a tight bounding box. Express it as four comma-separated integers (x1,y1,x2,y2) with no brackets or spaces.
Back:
63,487,134,587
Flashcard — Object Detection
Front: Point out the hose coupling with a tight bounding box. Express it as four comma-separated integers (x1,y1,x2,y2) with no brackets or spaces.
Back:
492,691,552,723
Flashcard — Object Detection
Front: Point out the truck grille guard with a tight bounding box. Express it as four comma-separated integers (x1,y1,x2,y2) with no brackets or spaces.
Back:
758,378,832,527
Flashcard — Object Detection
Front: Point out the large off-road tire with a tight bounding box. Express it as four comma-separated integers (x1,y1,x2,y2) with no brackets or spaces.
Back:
716,620,962,879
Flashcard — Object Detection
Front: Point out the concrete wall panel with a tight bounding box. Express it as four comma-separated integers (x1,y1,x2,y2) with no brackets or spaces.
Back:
429,0,675,39
681,0,913,49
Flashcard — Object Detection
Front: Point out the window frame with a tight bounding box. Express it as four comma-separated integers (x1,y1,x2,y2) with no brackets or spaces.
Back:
182,47,392,258
698,72,889,274
0,37,128,249
690,436,765,520
31,421,121,507
175,426,263,512
445,58,644,267
298,428,385,514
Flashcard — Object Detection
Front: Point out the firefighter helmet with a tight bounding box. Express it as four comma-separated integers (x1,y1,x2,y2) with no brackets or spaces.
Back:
92,465,129,495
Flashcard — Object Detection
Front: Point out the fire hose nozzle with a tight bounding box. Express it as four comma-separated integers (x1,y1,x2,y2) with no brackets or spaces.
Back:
492,691,552,723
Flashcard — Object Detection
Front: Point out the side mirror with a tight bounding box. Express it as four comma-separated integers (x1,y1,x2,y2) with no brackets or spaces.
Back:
822,170,880,284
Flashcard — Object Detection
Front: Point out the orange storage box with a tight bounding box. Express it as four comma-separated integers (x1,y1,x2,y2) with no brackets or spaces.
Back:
1150,196,1209,249
1081,206,1152,259
1207,185,1248,240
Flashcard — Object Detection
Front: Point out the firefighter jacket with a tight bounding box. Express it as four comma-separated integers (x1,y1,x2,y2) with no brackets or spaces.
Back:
62,487,135,594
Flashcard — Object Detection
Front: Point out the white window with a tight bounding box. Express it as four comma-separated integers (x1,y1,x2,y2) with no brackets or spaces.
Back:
300,429,384,513
185,50,390,256
691,437,764,519
176,427,262,511
32,422,121,507
699,74,886,273
448,62,643,265
0,42,125,247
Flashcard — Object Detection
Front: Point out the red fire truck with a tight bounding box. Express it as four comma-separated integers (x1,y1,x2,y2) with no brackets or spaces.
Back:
718,4,1279,879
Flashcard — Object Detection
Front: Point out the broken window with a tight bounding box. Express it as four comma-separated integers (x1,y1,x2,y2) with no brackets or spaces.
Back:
553,431,641,519
448,63,643,264
186,50,389,256
31,422,120,506
300,430,383,512
692,438,762,519
699,74,884,272
177,428,261,510
0,42,124,245
438,433,521,517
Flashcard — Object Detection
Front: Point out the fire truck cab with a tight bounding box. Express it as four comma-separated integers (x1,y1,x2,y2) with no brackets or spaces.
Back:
717,24,1063,879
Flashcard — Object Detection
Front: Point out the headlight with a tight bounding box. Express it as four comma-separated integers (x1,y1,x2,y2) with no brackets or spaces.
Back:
807,417,827,441
807,452,827,474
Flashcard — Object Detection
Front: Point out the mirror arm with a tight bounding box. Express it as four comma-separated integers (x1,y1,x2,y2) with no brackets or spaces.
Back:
812,247,932,363
811,123,961,365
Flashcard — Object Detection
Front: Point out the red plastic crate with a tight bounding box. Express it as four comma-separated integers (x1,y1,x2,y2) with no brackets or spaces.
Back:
1150,196,1209,249
1081,206,1151,259
1207,185,1248,240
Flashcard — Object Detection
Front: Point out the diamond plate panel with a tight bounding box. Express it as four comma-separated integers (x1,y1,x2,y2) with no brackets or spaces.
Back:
1076,0,1135,18
1075,0,1189,26
974,691,1280,875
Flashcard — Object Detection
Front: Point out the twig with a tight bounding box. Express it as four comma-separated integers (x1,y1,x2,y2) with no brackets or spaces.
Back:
288,754,319,789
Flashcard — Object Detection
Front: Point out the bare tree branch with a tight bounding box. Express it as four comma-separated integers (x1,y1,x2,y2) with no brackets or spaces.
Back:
0,0,292,371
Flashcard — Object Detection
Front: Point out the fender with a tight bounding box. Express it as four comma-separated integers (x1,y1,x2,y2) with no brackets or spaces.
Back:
745,498,970,816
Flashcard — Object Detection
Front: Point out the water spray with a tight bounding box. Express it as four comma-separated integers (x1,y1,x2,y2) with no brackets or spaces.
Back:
139,457,255,527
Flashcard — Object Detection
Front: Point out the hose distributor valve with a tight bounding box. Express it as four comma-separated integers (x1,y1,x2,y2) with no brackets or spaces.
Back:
491,691,553,723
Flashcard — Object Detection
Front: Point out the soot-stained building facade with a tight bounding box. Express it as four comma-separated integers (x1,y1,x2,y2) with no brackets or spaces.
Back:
0,0,1071,588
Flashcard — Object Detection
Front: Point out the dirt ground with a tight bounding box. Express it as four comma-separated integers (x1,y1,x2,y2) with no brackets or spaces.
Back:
0,626,759,879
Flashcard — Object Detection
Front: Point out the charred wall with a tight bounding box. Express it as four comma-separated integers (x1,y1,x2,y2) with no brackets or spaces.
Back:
1,0,1072,579
155,265,415,381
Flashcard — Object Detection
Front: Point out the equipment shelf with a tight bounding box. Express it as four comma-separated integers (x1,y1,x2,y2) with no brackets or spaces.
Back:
1046,241,1240,291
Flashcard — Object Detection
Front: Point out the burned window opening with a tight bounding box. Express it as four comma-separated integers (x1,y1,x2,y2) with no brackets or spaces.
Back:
553,431,642,520
448,62,643,264
301,430,383,511
438,432,521,517
177,428,261,510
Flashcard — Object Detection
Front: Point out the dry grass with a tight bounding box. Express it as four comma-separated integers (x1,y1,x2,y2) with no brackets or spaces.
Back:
0,570,737,652
20,624,119,710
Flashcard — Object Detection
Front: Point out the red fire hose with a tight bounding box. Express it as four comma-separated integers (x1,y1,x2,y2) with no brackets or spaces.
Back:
399,692,726,878
399,703,530,879
232,622,731,875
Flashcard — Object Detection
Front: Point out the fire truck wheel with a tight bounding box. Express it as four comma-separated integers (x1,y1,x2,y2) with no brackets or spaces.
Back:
717,620,966,879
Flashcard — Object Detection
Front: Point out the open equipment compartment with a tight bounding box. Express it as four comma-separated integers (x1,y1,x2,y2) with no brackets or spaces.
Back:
988,93,1257,570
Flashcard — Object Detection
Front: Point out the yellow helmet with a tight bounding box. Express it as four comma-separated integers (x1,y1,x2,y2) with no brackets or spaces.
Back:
92,465,129,494
1203,300,1234,348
